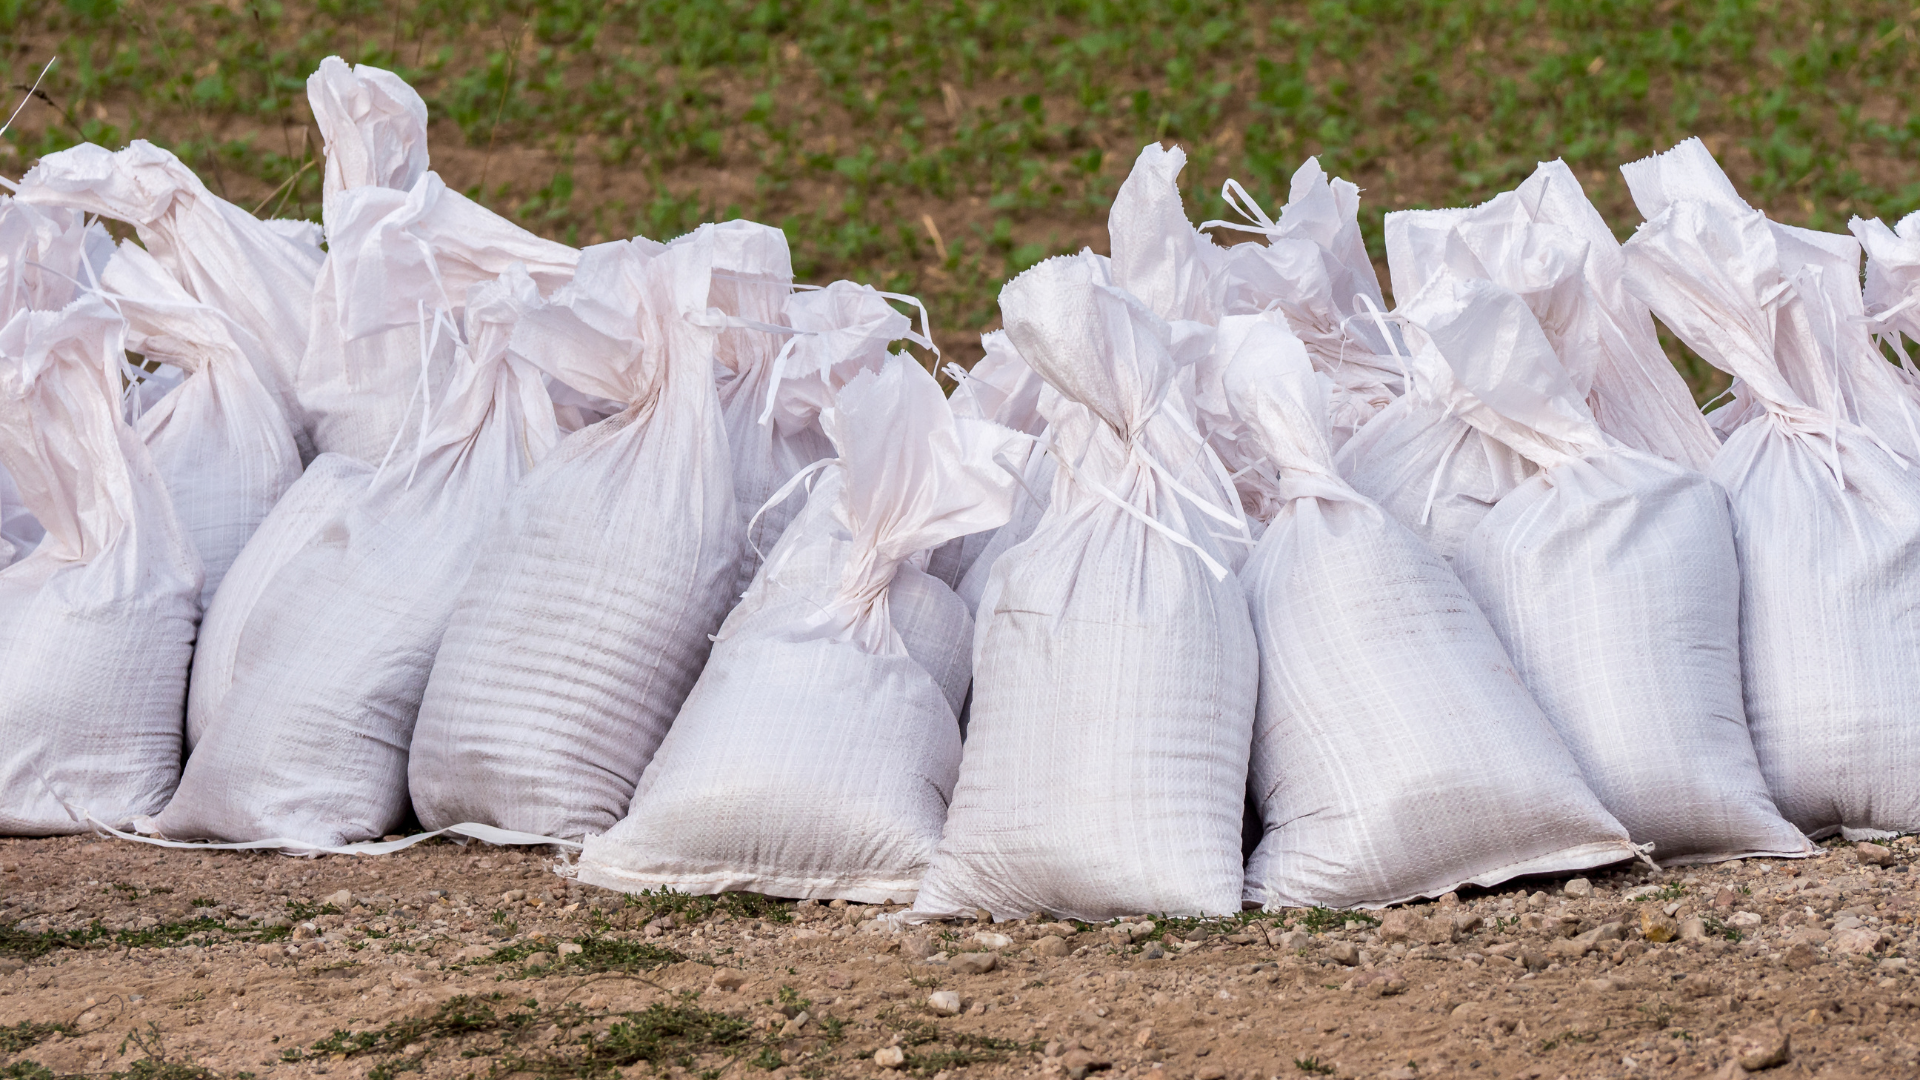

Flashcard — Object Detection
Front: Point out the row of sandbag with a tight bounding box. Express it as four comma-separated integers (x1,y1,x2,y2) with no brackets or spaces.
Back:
0,59,969,851
555,136,1920,919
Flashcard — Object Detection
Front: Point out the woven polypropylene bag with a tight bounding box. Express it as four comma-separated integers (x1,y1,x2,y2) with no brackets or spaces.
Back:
1223,314,1635,908
104,243,301,609
914,251,1256,921
16,141,323,460
149,270,559,846
0,296,201,834
409,231,742,840
577,359,1023,900
1400,260,1808,864
1623,139,1920,838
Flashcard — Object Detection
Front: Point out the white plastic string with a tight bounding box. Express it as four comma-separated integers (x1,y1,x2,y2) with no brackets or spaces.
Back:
0,57,55,143
1198,178,1281,237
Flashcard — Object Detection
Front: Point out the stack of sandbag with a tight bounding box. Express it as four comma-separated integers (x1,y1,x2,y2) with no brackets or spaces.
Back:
929,329,1045,590
409,229,743,840
1391,248,1808,864
0,292,201,833
148,268,559,846
14,140,324,458
914,250,1256,921
1223,312,1636,907
1854,210,1920,382
1622,138,1920,838
577,358,1024,900
99,243,302,607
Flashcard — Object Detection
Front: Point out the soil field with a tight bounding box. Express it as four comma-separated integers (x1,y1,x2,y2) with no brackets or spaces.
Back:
2,835,1917,1080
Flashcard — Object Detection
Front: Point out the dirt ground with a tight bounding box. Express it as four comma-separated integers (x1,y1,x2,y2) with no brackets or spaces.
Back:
2,834,1917,1080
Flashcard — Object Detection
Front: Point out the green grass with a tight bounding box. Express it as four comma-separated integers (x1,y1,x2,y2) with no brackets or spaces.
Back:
5,1,1916,392
472,933,686,976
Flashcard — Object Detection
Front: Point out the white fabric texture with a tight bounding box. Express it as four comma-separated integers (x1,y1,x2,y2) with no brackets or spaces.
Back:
1384,161,1720,472
1208,158,1406,452
409,231,744,840
102,243,302,608
298,162,577,465
15,141,324,459
0,295,201,834
149,269,560,846
1622,139,1920,839
183,453,374,750
1226,315,1634,908
1411,265,1809,864
578,359,1024,901
914,251,1257,921
937,329,1046,592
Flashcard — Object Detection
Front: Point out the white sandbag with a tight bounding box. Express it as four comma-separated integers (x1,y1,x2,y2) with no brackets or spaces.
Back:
1225,314,1634,908
914,251,1256,921
578,359,1024,900
300,156,576,464
936,329,1045,591
1207,159,1405,451
148,269,559,845
1621,139,1920,839
1405,266,1809,863
15,141,324,457
704,221,832,571
0,295,201,834
101,243,302,608
1856,211,1920,360
1384,162,1721,471
740,279,932,588
0,463,37,567
308,56,432,205
409,231,743,840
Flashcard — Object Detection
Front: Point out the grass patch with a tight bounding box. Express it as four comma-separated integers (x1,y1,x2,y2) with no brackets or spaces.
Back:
477,934,686,976
7,2,1917,390
0,1021,76,1054
620,889,793,926
285,992,754,1079
891,1020,1038,1076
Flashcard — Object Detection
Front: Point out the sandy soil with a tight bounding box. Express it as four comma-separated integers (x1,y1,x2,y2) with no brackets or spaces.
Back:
2,834,1917,1080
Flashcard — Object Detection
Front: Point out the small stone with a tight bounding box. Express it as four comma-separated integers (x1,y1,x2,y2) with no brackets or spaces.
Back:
557,942,583,956
321,889,353,909
1856,842,1894,867
1324,941,1359,966
902,934,937,959
1640,907,1679,944
1781,943,1819,971
1062,1049,1113,1079
1832,928,1887,956
388,970,422,989
523,951,555,968
1451,912,1483,935
1577,977,1619,993
1730,911,1762,929
1031,936,1070,958
1714,887,1738,911
502,889,527,903
1563,878,1593,899
1519,946,1548,972
950,951,997,975
456,944,493,960
711,970,746,990
1139,942,1166,960
1679,917,1709,942
1190,1067,1224,1080
1126,921,1155,941
972,931,1012,949
261,915,292,929
1731,1024,1791,1071
1132,1027,1156,1049
779,1011,810,1037
927,990,963,1016
874,1047,906,1070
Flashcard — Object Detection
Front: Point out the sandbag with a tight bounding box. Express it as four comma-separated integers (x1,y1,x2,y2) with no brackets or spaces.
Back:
148,269,559,846
938,329,1045,593
409,231,743,840
1384,161,1720,472
300,160,576,465
1621,139,1920,839
914,251,1256,921
1401,260,1809,864
15,141,324,458
1225,314,1635,908
102,243,302,608
0,295,201,834
1208,158,1405,451
577,359,1023,900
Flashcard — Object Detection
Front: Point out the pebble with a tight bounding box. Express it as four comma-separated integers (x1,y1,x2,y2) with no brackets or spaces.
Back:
1324,941,1359,966
524,951,554,968
874,1046,905,1069
927,990,962,1016
972,931,1012,949
1732,1023,1792,1070
1139,942,1166,960
712,971,747,990
951,951,998,975
557,942,582,956
1031,936,1070,958
1640,908,1679,944
1563,877,1593,899
321,889,353,909
1856,842,1894,867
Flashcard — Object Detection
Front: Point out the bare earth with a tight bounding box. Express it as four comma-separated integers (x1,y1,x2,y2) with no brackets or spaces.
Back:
2,834,1917,1080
